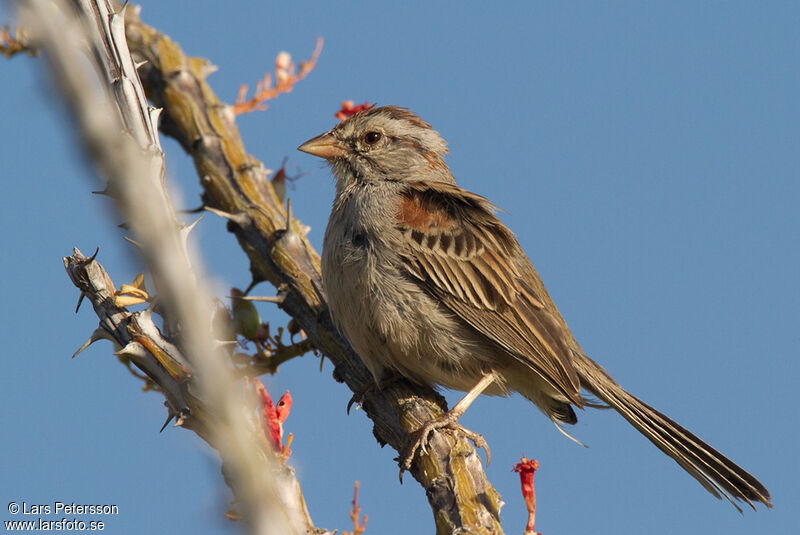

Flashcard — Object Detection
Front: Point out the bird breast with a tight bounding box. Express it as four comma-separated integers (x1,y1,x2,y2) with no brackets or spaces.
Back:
321,185,499,391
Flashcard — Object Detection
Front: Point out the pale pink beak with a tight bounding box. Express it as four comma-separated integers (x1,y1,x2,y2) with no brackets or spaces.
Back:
297,132,347,159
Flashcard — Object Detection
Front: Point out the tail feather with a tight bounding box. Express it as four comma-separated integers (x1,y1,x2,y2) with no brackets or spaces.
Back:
574,353,772,511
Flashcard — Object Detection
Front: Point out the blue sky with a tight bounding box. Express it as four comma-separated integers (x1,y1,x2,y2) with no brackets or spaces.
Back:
1,2,797,534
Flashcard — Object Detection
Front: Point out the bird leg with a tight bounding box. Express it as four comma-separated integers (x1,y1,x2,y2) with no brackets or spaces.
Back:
399,370,498,475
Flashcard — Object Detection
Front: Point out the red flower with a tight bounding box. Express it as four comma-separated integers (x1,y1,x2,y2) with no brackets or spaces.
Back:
250,378,293,459
335,100,372,121
513,457,541,535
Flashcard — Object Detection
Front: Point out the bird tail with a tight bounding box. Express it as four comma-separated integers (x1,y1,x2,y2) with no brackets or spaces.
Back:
573,352,772,511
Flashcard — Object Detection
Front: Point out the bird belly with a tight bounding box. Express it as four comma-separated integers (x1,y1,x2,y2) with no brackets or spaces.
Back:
322,226,503,393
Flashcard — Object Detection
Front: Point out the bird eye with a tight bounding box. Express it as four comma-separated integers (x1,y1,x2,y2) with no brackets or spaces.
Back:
363,131,382,145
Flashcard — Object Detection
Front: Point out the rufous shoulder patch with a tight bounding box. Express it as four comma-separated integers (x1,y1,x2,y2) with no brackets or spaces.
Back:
397,190,451,232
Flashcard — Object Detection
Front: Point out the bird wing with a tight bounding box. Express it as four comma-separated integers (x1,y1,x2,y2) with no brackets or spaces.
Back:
396,180,582,404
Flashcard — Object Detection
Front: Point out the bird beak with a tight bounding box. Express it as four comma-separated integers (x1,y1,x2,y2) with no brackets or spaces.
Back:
297,132,347,160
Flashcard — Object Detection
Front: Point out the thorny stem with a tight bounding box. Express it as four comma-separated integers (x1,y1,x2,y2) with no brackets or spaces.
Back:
22,0,318,532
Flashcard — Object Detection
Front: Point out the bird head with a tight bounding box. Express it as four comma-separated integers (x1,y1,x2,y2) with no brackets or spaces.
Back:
298,105,453,186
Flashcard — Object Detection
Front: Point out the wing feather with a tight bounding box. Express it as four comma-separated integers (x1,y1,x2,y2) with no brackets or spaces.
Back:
433,254,468,301
396,180,582,403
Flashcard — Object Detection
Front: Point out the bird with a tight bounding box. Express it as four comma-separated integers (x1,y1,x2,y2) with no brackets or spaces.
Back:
297,105,771,511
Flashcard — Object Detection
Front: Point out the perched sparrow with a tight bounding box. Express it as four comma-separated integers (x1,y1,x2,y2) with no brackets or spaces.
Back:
298,106,771,511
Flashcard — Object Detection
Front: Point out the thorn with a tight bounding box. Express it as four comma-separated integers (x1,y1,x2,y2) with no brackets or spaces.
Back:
241,295,284,303
139,303,153,324
86,247,100,263
148,106,162,126
199,61,218,79
159,412,174,433
117,221,129,230
243,279,258,295
177,205,206,214
91,184,110,196
284,198,292,231
241,284,288,304
115,341,148,359
124,236,142,248
144,295,159,317
115,0,129,16
134,59,148,70
204,205,235,220
182,213,205,236
204,206,247,225
71,328,105,359
75,292,86,313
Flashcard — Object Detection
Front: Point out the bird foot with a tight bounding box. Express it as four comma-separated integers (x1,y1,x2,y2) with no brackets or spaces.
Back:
398,410,491,481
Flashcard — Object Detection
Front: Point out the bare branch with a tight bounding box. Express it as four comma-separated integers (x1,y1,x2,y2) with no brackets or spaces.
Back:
20,0,317,532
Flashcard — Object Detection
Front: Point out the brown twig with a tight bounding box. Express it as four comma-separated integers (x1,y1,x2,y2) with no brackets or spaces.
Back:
343,481,368,535
233,37,323,115
0,24,37,58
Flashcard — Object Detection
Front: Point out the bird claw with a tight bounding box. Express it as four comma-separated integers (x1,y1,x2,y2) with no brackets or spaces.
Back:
346,378,377,415
346,389,365,415
346,372,406,415
397,411,491,481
